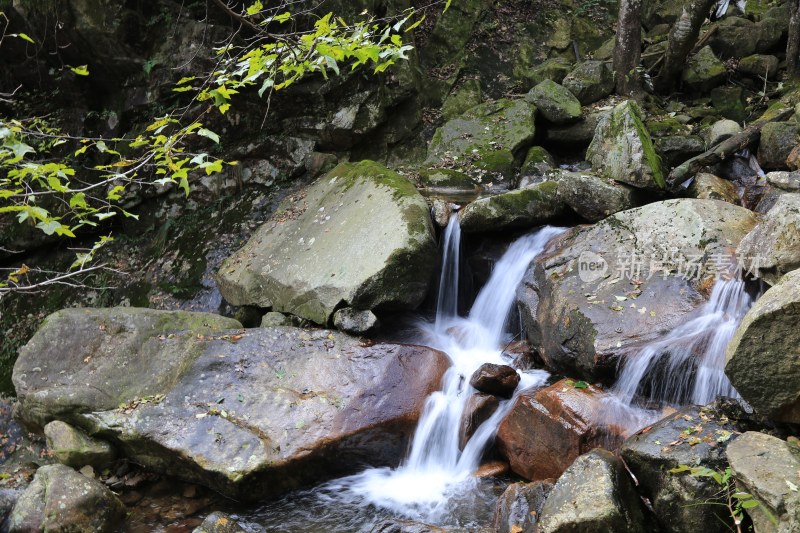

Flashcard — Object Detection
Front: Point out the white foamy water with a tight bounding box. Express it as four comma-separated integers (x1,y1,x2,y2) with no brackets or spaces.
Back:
325,224,563,521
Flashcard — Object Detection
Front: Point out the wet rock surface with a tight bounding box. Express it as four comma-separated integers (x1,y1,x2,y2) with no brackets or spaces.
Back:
621,405,740,533
469,363,520,398
13,308,450,500
459,181,564,233
493,480,553,533
496,380,620,481
460,393,500,449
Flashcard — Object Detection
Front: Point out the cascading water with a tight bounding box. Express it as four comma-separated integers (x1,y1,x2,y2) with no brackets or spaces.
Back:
434,214,462,327
605,277,754,432
321,223,563,523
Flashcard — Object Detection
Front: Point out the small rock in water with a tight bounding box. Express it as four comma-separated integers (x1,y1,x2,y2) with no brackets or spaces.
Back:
373,518,448,533
493,480,553,533
333,307,379,335
460,393,500,448
193,511,248,533
474,460,509,478
469,363,520,398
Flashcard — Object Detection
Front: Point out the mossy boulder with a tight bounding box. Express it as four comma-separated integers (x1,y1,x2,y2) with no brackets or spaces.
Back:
586,100,665,190
738,54,779,79
441,79,482,121
711,86,747,123
518,57,573,90
758,122,800,170
459,181,564,233
682,46,727,93
217,161,437,325
525,80,582,124
44,420,116,469
562,60,614,105
519,146,556,187
710,17,758,58
8,464,126,533
423,0,484,67
417,167,478,190
425,99,537,178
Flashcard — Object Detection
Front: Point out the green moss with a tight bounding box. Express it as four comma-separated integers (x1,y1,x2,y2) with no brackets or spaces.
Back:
417,168,476,188
627,102,666,189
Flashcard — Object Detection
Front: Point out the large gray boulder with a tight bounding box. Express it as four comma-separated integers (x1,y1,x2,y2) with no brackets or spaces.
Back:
726,269,800,423
518,199,756,380
538,449,645,533
586,100,665,190
216,161,437,325
736,194,800,285
13,308,450,500
7,464,125,533
459,181,564,233
424,98,537,178
621,405,740,533
727,432,800,533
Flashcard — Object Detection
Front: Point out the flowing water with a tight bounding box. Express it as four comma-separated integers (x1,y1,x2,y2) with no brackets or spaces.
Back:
604,277,755,433
224,219,755,531
234,223,564,531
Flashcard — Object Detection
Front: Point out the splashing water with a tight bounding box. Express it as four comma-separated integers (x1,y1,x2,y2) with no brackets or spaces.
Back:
322,224,563,522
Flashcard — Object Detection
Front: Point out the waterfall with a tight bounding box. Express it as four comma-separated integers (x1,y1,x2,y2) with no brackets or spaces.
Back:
608,278,753,422
326,222,563,521
434,214,461,328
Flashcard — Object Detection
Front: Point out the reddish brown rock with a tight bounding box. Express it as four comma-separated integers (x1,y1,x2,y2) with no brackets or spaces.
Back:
459,393,500,449
469,363,520,398
496,379,622,481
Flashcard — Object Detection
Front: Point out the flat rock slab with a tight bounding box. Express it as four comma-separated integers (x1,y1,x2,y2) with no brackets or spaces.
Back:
13,308,450,500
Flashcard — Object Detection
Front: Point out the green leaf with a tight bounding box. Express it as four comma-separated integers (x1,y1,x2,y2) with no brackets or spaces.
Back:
197,128,220,143
179,176,190,196
69,192,88,209
70,65,90,76
405,14,425,32
17,33,35,44
741,500,760,509
573,381,589,389
669,465,692,474
443,0,452,13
